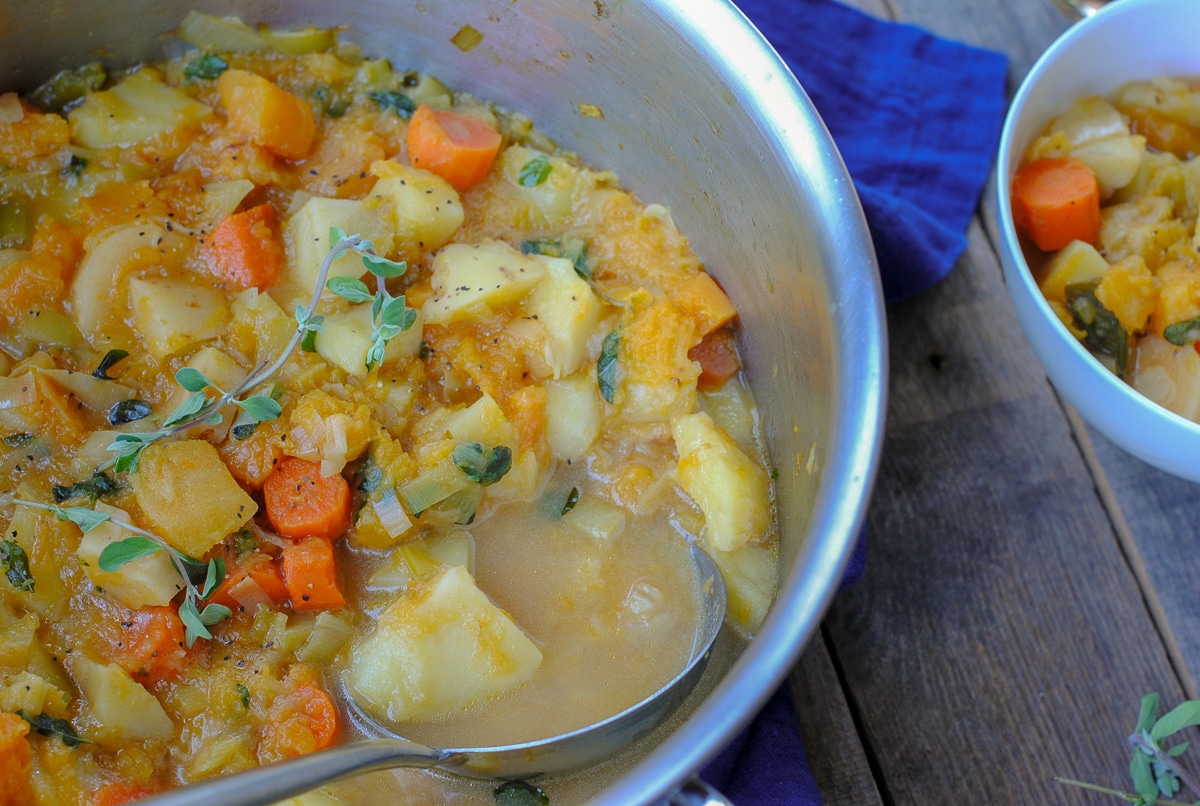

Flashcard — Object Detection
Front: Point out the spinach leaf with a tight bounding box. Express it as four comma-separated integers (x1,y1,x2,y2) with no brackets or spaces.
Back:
107,399,152,426
0,540,34,592
91,349,129,380
17,710,90,747
1065,281,1127,377
184,54,229,81
598,329,620,403
452,442,512,486
52,471,121,504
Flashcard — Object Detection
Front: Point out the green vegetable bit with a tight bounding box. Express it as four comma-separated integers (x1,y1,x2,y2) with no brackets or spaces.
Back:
597,329,620,403
494,780,550,806
108,399,153,426
27,61,105,113
369,89,415,119
17,710,90,747
452,442,512,486
1164,316,1200,347
518,154,552,187
52,471,121,504
61,154,88,180
521,238,590,280
184,54,229,81
1065,281,1128,378
0,197,30,250
1,433,33,448
0,540,35,592
92,348,129,380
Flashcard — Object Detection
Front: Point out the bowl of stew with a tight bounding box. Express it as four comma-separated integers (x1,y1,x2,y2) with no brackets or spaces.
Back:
997,0,1200,481
0,1,886,803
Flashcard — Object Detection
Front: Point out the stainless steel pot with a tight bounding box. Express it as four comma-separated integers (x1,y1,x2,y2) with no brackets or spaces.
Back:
0,1,887,803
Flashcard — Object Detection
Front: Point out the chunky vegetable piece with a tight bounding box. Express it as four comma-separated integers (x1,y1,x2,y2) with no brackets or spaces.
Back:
216,69,314,159
0,17,780,802
1012,157,1102,252
204,204,285,291
406,105,503,191
263,457,352,541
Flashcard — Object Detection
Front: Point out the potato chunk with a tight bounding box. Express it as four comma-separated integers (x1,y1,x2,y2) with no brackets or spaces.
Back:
128,276,230,360
422,240,546,325
132,440,258,557
346,565,542,723
72,657,174,744
523,256,603,379
673,411,769,552
281,196,394,304
68,70,212,149
368,161,464,250
76,503,182,609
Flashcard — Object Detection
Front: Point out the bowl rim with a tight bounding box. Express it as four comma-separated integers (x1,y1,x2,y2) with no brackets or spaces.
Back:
996,0,1200,481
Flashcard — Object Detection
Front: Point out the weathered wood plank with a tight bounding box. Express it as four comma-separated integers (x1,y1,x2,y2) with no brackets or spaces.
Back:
791,635,885,806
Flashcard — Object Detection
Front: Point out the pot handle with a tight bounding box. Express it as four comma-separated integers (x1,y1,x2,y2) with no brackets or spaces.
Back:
665,776,735,806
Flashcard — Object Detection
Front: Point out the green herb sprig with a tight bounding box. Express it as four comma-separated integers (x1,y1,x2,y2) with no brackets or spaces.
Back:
103,229,411,472
17,709,90,747
12,499,228,648
324,225,417,371
1058,692,1200,805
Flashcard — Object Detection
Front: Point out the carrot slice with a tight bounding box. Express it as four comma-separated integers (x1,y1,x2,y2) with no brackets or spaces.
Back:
91,781,156,806
1011,156,1102,252
114,606,189,685
689,326,741,391
263,457,352,541
280,537,345,611
217,69,315,160
407,105,502,191
203,203,284,291
259,668,339,762
208,550,288,613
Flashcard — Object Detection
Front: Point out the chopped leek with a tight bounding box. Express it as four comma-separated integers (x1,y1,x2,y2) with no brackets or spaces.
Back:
295,612,354,662
27,62,105,113
397,457,471,515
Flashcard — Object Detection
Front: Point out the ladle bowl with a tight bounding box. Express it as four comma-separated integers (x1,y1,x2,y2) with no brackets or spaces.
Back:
136,543,728,806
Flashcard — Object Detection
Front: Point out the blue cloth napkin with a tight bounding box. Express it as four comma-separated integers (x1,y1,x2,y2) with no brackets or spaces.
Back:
700,1,1008,803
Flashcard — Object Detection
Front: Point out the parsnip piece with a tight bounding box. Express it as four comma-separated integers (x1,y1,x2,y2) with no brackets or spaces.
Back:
1032,96,1145,197
71,223,184,343
132,440,258,557
422,240,546,325
368,161,464,250
523,255,603,379
673,411,769,552
72,657,174,744
128,276,230,360
701,539,777,637
68,70,212,148
163,346,248,443
346,565,542,723
76,503,182,609
1133,333,1200,422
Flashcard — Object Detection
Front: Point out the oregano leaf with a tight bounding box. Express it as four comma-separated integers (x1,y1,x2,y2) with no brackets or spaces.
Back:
98,536,161,571
1152,701,1200,742
234,395,282,423
518,154,552,187
163,391,209,427
179,597,212,648
598,328,620,404
198,602,233,626
175,367,212,393
201,558,226,599
362,253,407,278
326,276,373,303
53,506,110,534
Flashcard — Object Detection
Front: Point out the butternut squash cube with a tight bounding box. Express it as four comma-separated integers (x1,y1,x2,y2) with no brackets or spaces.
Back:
1096,257,1155,334
132,440,258,557
346,565,542,723
217,69,315,159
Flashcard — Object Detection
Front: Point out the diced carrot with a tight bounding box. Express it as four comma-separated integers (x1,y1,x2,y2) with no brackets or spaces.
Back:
217,69,315,160
258,667,339,762
406,105,502,191
280,537,345,611
91,781,156,806
263,457,353,541
203,203,285,291
689,326,742,391
208,551,288,613
114,606,189,685
1121,104,1200,159
1011,157,1102,252
0,712,33,806
672,272,738,337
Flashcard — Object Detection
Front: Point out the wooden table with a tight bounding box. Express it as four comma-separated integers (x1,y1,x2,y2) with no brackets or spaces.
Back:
784,1,1199,803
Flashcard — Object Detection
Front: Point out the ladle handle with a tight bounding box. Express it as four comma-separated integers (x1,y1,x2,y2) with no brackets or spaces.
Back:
134,738,454,806
667,776,735,806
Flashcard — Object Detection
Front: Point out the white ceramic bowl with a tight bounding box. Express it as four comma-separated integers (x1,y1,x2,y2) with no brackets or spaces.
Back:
997,0,1200,481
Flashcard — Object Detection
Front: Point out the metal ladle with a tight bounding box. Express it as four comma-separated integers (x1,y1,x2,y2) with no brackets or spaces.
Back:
137,542,728,806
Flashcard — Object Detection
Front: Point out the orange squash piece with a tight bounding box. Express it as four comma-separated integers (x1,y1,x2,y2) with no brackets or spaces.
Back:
217,69,315,160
